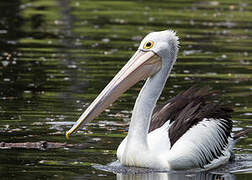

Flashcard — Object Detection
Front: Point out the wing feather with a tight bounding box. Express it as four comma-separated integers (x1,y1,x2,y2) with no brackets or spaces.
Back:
149,86,233,168
149,86,233,147
166,118,233,169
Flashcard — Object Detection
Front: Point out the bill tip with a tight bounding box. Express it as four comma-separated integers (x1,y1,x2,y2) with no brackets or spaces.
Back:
65,132,70,139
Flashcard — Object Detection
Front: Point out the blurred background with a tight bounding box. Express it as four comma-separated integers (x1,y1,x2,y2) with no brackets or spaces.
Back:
0,0,251,179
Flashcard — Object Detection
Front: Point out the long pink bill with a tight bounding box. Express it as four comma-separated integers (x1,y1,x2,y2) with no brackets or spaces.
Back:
66,50,162,138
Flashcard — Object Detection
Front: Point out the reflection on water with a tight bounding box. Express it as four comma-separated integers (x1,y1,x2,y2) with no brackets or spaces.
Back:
95,156,252,180
117,172,235,180
0,0,251,179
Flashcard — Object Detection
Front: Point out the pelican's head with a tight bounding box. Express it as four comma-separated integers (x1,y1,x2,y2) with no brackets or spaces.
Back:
139,30,179,65
66,30,179,138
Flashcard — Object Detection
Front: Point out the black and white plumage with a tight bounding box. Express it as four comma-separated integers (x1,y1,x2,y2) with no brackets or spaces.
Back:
116,86,234,170
149,86,233,169
66,30,244,170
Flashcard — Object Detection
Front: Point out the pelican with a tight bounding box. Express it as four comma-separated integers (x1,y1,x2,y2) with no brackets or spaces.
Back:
66,30,241,170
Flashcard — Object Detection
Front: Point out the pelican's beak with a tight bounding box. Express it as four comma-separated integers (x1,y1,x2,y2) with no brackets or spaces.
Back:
66,50,162,138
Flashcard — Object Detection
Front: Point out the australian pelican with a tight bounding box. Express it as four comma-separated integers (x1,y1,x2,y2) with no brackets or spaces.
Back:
66,30,244,170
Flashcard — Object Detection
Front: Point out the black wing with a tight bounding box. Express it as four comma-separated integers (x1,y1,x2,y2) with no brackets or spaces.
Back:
149,86,233,148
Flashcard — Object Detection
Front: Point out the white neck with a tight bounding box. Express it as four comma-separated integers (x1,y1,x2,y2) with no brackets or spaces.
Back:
125,61,172,150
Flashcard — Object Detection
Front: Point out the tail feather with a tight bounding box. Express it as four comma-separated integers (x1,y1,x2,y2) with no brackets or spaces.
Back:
233,129,251,140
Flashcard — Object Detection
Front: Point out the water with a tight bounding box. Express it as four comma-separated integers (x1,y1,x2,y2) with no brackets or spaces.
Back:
0,0,251,179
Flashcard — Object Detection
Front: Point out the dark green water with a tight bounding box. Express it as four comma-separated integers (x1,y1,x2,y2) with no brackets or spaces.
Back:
0,0,251,179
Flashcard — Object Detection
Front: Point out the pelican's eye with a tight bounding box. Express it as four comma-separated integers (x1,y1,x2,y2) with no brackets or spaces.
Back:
144,41,154,49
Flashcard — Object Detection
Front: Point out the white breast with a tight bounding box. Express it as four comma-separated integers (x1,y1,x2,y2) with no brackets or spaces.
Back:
116,120,172,169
